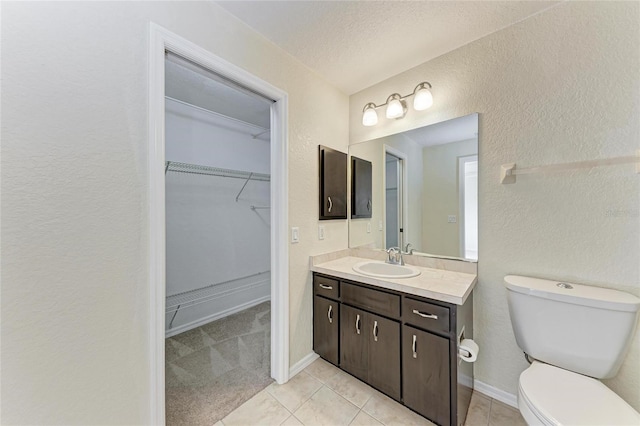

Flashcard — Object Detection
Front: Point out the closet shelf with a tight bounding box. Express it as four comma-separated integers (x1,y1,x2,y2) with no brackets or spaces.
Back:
165,161,270,182
166,270,270,329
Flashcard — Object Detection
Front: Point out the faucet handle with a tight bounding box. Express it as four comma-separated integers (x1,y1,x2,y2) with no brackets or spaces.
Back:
404,243,414,255
386,247,400,264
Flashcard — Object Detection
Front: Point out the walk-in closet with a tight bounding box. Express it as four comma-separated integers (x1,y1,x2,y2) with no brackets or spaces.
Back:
163,53,273,426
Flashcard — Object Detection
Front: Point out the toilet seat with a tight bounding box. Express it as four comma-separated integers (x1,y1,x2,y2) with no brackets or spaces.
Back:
518,362,640,426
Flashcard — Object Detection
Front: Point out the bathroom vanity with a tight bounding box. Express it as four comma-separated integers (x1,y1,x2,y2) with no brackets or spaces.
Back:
311,255,476,426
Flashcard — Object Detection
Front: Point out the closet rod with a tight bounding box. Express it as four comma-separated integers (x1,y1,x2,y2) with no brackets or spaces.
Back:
165,161,270,181
166,96,269,134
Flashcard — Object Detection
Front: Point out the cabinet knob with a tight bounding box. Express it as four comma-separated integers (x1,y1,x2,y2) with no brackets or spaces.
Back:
327,305,333,323
373,320,378,342
327,196,333,213
367,199,371,211
319,284,333,290
356,314,361,335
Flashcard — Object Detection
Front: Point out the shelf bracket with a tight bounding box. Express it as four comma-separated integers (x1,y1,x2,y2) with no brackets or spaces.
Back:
235,172,253,202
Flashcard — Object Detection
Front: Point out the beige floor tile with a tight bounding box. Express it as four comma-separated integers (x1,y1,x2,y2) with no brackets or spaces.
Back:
293,386,359,425
362,391,435,426
281,415,303,426
349,410,383,426
324,370,375,408
488,400,526,426
303,358,340,383
266,371,323,412
464,392,491,426
222,390,291,426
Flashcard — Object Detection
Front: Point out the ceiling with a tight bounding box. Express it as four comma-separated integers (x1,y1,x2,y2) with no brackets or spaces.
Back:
216,1,559,95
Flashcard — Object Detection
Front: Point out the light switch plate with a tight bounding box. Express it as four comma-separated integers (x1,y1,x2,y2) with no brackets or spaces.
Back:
291,227,299,243
448,215,457,223
378,220,383,231
366,222,371,233
318,225,325,240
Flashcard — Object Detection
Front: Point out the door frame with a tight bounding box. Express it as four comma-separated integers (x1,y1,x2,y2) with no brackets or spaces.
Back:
148,23,289,424
383,145,409,250
458,154,478,259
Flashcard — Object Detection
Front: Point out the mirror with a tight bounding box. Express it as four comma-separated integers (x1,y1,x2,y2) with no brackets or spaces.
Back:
349,113,478,262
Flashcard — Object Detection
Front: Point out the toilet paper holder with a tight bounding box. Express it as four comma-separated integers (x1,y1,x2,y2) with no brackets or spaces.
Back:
458,338,479,363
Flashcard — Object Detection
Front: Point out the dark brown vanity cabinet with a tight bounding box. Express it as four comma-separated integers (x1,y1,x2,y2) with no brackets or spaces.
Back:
351,156,372,219
313,276,340,365
403,325,451,426
312,272,474,426
340,305,401,399
319,145,347,220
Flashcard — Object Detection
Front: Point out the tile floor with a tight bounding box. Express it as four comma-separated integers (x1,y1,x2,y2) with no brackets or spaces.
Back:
217,358,526,426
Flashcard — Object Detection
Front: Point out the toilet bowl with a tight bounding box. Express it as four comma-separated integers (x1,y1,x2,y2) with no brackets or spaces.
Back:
517,362,640,426
505,275,640,426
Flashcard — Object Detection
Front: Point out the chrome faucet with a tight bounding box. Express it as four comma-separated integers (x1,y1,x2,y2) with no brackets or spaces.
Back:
403,243,414,255
386,247,404,265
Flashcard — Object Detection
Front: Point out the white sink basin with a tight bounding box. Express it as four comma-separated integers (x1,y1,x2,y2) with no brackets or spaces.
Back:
352,261,421,279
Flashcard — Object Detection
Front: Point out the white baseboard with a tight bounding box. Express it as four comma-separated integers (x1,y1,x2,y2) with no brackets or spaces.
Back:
165,295,270,338
289,352,320,378
474,380,518,408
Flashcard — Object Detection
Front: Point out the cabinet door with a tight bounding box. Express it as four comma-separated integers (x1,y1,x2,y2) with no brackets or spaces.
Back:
368,314,401,400
340,305,368,381
313,296,339,365
351,156,372,218
402,325,451,426
319,145,347,219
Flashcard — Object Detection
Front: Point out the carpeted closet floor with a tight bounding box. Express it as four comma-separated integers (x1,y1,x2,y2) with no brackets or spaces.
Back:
165,301,272,426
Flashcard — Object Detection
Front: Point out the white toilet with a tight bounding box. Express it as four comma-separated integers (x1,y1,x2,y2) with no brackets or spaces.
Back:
505,275,640,425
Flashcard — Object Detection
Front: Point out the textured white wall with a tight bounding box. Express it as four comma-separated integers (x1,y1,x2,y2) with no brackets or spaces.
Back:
422,138,477,257
350,1,640,409
1,2,348,424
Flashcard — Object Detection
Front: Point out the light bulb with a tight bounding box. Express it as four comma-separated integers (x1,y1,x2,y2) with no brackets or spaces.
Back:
386,94,405,119
362,103,378,126
413,84,433,110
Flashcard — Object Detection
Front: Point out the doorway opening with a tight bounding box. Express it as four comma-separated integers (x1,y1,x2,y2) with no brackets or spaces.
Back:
164,52,274,425
149,25,289,425
384,147,407,251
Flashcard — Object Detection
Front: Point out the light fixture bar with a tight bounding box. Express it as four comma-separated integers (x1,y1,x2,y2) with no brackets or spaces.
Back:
361,82,433,126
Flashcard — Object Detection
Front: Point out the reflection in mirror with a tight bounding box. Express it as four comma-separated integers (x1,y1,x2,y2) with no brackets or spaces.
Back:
349,113,478,261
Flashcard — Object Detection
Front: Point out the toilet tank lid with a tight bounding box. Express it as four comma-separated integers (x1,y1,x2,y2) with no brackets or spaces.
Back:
504,275,640,312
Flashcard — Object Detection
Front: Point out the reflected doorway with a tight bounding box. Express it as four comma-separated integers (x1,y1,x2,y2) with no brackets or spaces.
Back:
385,152,404,250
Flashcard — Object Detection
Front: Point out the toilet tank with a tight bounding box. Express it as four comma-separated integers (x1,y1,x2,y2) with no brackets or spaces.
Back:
505,275,640,379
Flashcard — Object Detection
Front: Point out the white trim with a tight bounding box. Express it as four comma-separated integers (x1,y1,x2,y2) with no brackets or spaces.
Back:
148,23,289,425
458,155,478,259
165,295,270,338
289,352,320,378
383,145,409,250
473,380,518,408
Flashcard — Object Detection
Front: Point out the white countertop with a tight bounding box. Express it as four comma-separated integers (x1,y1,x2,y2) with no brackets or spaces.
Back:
311,256,477,305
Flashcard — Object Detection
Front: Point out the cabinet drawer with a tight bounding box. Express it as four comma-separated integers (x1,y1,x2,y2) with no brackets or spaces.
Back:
342,282,400,318
314,275,340,300
403,298,449,334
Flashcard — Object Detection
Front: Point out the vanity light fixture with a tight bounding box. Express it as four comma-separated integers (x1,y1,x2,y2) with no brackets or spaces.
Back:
361,81,433,127
362,103,378,126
